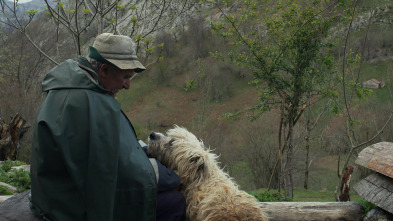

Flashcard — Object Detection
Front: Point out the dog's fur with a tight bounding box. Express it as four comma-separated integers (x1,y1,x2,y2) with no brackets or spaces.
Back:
148,126,268,221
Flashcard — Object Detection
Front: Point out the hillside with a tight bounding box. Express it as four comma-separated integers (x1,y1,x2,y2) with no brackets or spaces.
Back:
0,0,392,195
116,0,393,192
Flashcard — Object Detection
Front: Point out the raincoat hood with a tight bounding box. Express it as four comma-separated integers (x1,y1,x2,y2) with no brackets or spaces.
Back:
42,57,109,94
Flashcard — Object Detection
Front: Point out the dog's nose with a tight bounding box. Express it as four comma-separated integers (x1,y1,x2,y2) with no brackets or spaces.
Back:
149,132,157,140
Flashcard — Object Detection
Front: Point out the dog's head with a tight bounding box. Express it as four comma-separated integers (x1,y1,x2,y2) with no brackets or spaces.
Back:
147,126,210,186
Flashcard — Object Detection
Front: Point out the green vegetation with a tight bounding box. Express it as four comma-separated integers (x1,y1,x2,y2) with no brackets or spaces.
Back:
250,190,293,202
0,0,391,203
251,188,362,202
358,199,376,216
0,159,31,194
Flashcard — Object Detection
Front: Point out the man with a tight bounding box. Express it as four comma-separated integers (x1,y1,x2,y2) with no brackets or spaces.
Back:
30,33,185,221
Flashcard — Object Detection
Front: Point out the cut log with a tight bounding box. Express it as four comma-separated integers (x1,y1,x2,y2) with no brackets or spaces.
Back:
355,142,393,178
353,173,393,214
259,201,364,221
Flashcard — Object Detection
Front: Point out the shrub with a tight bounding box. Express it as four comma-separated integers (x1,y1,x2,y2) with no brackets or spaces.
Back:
0,159,26,172
249,191,292,202
0,185,13,195
5,169,31,193
358,199,376,217
0,159,30,193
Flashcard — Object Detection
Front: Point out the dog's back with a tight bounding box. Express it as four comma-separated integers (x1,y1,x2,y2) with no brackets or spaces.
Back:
148,126,268,221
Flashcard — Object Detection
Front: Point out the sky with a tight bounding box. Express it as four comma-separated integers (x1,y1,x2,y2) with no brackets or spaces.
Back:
8,0,33,3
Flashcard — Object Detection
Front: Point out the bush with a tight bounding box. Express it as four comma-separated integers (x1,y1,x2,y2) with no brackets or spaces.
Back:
0,159,30,193
5,169,31,193
358,199,376,217
249,191,293,202
0,159,26,172
0,185,13,195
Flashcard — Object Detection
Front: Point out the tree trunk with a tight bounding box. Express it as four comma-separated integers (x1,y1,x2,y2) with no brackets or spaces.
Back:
304,134,310,189
304,113,311,189
283,120,294,198
0,114,30,161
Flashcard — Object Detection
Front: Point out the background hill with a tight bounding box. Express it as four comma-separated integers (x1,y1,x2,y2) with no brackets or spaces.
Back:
0,0,392,198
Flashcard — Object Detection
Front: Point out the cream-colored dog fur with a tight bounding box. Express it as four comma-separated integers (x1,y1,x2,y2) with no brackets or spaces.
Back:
148,126,268,221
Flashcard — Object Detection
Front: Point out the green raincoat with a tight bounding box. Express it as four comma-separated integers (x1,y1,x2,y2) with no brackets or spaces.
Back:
30,57,157,221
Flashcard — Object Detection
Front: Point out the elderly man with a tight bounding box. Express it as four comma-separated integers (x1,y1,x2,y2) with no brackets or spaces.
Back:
30,33,185,221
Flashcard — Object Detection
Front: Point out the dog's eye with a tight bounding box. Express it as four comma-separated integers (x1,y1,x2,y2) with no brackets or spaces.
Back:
168,139,175,146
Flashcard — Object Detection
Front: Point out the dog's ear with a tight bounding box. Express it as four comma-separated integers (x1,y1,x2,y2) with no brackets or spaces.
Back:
189,154,208,182
163,139,175,149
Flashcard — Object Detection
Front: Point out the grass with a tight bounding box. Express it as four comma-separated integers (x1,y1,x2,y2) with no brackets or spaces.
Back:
252,187,363,202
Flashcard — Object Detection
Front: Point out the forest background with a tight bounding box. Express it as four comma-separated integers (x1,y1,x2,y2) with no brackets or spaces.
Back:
0,0,392,201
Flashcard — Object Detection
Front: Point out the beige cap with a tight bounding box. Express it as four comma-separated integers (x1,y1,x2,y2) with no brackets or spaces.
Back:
91,33,146,72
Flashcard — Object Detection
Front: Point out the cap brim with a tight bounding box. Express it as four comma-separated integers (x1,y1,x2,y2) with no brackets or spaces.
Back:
107,59,146,73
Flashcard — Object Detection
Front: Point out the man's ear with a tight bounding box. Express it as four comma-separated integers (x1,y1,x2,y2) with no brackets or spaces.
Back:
98,63,111,78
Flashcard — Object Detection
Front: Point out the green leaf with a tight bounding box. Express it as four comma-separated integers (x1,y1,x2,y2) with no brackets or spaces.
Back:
25,9,39,15
129,4,138,10
131,16,137,24
106,18,116,24
134,34,142,41
83,8,90,14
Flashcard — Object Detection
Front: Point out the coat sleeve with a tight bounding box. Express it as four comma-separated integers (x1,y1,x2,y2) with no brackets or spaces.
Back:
55,91,120,221
141,142,180,192
155,160,180,192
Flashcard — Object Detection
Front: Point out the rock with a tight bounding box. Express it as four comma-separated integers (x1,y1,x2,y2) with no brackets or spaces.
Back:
10,165,30,173
0,195,13,204
0,190,40,221
364,207,393,221
0,181,17,193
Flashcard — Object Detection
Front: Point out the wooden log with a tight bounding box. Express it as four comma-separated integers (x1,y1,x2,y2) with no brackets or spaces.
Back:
353,173,393,214
259,201,364,221
1,191,364,221
355,142,393,178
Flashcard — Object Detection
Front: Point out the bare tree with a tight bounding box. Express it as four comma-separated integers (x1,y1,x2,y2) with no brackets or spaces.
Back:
1,0,199,65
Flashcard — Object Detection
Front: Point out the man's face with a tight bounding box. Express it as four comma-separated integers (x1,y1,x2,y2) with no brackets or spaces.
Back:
100,64,135,97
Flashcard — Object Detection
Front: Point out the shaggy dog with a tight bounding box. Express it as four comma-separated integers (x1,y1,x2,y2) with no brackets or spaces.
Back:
147,126,268,221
